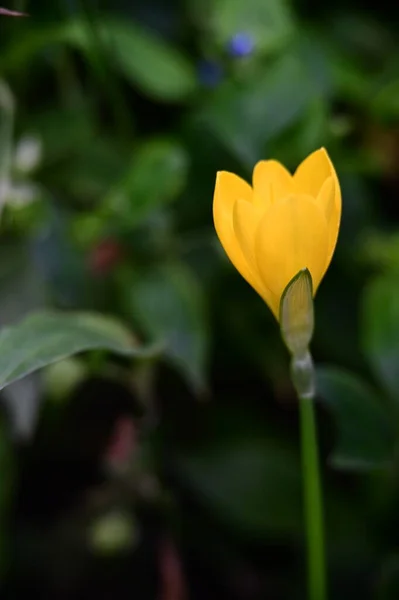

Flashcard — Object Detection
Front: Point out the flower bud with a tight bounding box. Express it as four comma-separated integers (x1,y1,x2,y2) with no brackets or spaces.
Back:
280,268,314,358
228,32,255,58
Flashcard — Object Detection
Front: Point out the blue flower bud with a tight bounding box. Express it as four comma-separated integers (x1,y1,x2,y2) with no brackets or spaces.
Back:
228,32,255,58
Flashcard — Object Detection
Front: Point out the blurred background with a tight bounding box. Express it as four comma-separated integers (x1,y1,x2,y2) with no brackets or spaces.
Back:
0,0,399,598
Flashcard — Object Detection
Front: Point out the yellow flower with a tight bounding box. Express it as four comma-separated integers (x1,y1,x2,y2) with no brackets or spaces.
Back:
213,148,341,319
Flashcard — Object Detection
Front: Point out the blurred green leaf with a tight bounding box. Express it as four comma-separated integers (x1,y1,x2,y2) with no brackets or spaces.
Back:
122,263,208,392
55,137,127,203
0,311,158,391
43,357,87,403
317,366,395,470
98,20,197,102
175,411,302,537
105,138,189,226
0,26,67,72
271,99,328,166
0,80,14,202
197,54,318,166
371,80,399,120
1,18,197,102
294,30,334,98
361,231,399,272
0,239,44,312
362,275,399,401
211,0,294,53
330,13,395,62
29,106,96,164
331,57,372,104
28,107,128,202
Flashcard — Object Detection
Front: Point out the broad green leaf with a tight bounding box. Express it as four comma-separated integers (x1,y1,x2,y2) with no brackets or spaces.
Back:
0,19,197,102
0,311,158,391
362,275,399,400
210,0,294,54
0,240,46,438
97,20,197,102
122,263,208,392
0,29,59,72
105,138,188,226
197,54,317,166
317,366,395,470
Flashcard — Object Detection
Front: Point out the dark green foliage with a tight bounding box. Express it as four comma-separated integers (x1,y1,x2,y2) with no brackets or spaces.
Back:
0,0,398,598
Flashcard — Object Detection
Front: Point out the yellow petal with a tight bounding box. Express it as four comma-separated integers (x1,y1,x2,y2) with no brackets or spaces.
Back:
233,199,274,307
252,160,292,210
213,171,257,290
317,176,335,221
232,199,259,265
293,147,333,198
214,170,253,209
255,195,329,316
317,176,341,267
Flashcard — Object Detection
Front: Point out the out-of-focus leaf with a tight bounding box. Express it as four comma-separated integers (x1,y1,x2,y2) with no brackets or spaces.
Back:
122,263,208,393
0,239,47,439
29,106,96,164
361,232,399,273
0,311,159,391
105,138,188,226
371,80,399,120
0,26,67,71
331,57,372,105
0,19,197,102
55,137,128,203
97,20,197,102
362,275,399,400
210,0,294,54
330,13,395,62
317,366,395,470
0,80,14,212
29,107,129,202
197,54,318,166
271,99,328,166
43,357,87,403
175,410,302,537
294,30,334,98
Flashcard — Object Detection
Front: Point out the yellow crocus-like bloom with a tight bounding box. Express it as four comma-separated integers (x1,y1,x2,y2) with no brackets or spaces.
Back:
213,148,341,319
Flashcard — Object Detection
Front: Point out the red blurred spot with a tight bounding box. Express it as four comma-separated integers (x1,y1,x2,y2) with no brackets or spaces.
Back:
105,417,136,470
89,238,123,276
0,7,27,16
158,537,187,600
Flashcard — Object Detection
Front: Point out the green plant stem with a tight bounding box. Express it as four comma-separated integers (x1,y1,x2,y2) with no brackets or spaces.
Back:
299,394,327,600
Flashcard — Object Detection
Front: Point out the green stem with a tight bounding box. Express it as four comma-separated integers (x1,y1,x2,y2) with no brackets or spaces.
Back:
299,394,327,600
